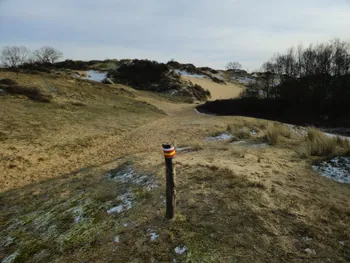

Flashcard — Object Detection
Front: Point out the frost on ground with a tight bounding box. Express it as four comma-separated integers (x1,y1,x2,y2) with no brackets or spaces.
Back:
232,140,268,148
174,70,206,79
177,146,193,152
82,70,107,82
312,156,350,184
114,236,120,244
175,245,188,255
106,164,158,190
1,163,159,262
107,192,134,214
147,229,159,241
1,251,20,263
207,132,233,141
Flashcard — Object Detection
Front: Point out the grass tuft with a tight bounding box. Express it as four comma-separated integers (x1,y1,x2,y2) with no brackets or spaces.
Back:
266,123,293,145
297,127,350,157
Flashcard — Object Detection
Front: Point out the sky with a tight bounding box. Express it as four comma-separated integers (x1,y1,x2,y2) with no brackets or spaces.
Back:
1,0,350,70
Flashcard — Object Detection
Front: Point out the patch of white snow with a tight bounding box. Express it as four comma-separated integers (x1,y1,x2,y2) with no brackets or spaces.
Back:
207,132,233,141
175,245,188,255
312,156,350,184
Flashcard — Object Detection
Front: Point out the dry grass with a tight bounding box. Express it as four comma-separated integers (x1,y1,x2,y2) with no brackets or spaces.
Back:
231,146,247,158
231,126,251,140
297,127,350,157
0,83,52,102
187,140,204,151
266,123,293,145
266,124,281,145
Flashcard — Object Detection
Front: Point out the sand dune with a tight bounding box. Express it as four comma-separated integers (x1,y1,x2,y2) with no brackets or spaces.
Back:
182,75,243,100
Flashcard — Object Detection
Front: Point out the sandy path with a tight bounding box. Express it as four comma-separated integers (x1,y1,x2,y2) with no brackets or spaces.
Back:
1,77,242,191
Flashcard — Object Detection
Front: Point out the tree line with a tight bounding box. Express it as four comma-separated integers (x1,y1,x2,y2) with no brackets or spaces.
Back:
200,39,350,127
0,46,63,67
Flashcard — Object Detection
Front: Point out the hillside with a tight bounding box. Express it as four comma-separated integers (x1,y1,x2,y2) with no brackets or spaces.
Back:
0,69,349,263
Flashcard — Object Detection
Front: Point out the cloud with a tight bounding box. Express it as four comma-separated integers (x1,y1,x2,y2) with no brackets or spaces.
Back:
1,0,350,69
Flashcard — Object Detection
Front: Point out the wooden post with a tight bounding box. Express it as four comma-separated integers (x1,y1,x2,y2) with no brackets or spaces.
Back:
162,144,176,219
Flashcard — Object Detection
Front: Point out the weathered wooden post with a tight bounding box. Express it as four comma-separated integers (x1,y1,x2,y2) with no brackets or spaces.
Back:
162,144,176,219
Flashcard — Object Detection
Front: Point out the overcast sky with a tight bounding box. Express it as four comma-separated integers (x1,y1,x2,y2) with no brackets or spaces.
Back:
1,0,350,70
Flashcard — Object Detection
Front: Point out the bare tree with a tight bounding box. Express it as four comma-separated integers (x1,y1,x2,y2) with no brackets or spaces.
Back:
0,46,30,67
33,46,63,63
226,61,242,70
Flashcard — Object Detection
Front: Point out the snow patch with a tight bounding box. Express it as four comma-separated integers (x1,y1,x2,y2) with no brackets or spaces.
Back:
107,192,134,214
175,245,188,255
106,165,158,190
114,236,120,244
147,229,159,241
177,146,193,152
83,70,107,82
71,206,85,223
302,237,313,242
312,156,350,184
1,251,20,263
232,140,268,148
175,70,206,79
304,248,316,255
207,132,233,141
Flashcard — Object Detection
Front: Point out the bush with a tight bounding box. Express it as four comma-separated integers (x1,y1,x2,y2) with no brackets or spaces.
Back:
0,78,18,85
108,59,211,101
0,84,52,102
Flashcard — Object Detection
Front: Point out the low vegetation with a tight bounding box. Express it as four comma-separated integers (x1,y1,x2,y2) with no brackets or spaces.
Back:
198,39,350,128
297,127,350,157
107,59,211,102
0,78,52,102
266,123,293,145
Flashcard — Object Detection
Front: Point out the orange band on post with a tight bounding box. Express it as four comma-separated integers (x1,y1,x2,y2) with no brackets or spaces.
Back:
163,148,176,158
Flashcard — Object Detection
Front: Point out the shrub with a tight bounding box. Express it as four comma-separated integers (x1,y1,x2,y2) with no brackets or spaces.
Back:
0,84,52,102
0,78,17,85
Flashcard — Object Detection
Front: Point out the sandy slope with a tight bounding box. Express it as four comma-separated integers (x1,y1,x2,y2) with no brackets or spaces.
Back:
182,75,243,100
